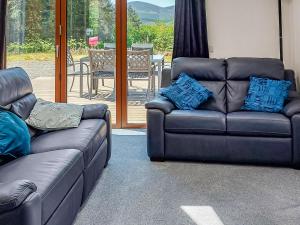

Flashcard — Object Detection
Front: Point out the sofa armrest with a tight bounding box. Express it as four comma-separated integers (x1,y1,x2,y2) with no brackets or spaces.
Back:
0,180,37,214
145,97,176,114
292,114,300,168
283,99,300,117
82,104,108,120
104,110,112,166
0,192,41,225
147,109,165,161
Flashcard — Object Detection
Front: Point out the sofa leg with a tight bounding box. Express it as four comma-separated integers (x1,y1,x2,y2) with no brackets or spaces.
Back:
150,157,164,162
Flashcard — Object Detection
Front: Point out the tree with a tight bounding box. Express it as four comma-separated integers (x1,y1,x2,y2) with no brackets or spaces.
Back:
98,0,115,42
25,0,43,40
67,0,89,40
127,6,142,46
6,0,26,43
128,6,141,29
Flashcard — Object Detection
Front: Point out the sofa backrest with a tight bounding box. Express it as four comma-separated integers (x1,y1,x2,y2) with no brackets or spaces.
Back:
0,67,36,119
226,58,285,112
171,57,227,113
170,57,294,113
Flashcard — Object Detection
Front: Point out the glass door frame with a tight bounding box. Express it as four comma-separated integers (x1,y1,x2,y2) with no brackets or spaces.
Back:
56,0,64,103
119,0,146,129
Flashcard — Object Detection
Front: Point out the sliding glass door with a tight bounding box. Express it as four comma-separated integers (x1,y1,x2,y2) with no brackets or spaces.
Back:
126,0,175,125
6,0,57,101
66,0,117,124
5,0,175,128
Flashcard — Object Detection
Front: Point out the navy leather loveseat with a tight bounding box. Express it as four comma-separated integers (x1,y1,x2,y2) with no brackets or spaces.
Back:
0,68,111,225
146,57,300,168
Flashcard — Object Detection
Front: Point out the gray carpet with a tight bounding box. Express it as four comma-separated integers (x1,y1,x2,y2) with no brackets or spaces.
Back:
75,130,300,225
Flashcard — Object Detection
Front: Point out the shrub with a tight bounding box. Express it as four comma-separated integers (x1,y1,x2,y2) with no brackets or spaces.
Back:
7,21,174,55
127,22,174,53
7,38,54,54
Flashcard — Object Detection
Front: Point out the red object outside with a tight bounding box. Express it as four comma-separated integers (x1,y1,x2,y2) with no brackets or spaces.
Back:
89,36,99,47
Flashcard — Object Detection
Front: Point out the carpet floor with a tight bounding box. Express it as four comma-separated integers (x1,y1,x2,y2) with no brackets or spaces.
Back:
74,130,300,225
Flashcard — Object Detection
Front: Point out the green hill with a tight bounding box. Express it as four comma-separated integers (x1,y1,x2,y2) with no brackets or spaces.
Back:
127,1,175,24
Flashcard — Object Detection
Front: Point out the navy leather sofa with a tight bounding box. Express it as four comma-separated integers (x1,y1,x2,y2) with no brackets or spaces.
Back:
0,68,111,225
146,57,300,168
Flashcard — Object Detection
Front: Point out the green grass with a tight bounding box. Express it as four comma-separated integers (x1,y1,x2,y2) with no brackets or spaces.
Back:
7,52,172,63
7,52,55,61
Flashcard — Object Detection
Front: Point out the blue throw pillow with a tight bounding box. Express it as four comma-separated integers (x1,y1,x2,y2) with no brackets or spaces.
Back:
160,73,213,110
0,110,31,158
242,76,291,113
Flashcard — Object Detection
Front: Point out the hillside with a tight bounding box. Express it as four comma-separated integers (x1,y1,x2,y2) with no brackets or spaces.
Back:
128,1,175,24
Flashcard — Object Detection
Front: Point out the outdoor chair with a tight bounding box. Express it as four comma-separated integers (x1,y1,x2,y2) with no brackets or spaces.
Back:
127,50,155,100
89,49,116,99
131,43,155,87
67,49,90,92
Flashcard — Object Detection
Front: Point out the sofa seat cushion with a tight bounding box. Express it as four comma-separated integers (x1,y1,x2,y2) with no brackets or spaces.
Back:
227,112,291,137
0,149,84,224
31,119,107,167
165,110,226,134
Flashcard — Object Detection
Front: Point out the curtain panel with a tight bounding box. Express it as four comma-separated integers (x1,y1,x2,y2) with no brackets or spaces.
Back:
0,0,7,69
173,0,209,59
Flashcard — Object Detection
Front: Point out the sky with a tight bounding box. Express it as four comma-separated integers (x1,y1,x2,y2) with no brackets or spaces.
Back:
127,0,175,7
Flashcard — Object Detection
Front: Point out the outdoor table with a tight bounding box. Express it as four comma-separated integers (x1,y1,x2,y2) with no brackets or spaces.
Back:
79,54,165,97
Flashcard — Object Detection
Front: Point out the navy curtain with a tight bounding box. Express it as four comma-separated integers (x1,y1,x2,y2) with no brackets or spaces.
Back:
0,0,7,69
173,0,209,59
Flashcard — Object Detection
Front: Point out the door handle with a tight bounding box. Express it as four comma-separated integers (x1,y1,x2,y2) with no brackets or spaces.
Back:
56,45,60,58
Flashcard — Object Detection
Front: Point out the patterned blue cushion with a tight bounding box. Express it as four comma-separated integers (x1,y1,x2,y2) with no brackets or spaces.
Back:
160,73,213,110
242,76,291,113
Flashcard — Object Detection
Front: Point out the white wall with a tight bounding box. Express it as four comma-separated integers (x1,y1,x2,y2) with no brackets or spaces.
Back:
206,0,280,59
283,0,300,88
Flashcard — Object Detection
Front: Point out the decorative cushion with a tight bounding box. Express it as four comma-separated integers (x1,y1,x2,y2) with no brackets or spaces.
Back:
0,110,31,158
242,76,291,113
26,99,83,131
160,73,213,110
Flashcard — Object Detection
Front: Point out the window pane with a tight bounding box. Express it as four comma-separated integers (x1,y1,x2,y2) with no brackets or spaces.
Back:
6,0,56,101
